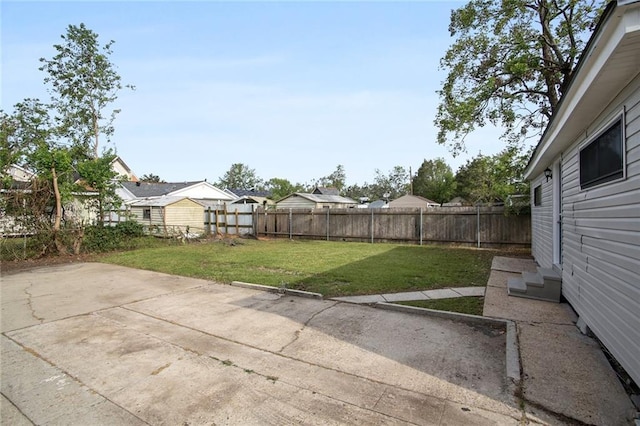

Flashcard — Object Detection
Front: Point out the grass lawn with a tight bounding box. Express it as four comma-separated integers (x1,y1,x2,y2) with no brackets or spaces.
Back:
396,297,485,316
99,238,527,298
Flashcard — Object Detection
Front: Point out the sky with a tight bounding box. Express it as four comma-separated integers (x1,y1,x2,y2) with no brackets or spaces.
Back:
1,0,510,187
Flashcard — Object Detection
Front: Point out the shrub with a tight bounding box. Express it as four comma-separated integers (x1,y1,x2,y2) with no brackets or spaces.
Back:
82,221,144,253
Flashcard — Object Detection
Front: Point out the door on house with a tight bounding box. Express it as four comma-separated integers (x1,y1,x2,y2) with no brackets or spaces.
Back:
552,160,563,268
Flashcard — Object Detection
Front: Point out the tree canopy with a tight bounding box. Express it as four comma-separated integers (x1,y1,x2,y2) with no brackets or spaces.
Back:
435,0,604,154
1,23,131,253
139,173,165,183
265,177,305,200
217,163,263,190
454,145,530,205
315,165,347,191
412,158,456,204
39,23,132,159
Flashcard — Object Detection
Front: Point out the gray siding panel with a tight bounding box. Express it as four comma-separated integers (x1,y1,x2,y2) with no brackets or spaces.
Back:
558,74,640,386
531,176,554,267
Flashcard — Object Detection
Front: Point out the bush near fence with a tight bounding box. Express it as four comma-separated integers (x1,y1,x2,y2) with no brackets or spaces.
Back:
254,206,530,248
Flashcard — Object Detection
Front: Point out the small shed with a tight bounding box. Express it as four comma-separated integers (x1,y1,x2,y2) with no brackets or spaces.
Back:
388,195,440,208
129,196,205,236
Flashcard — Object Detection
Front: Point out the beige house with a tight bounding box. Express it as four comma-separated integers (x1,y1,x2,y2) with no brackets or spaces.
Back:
129,196,205,236
388,195,440,208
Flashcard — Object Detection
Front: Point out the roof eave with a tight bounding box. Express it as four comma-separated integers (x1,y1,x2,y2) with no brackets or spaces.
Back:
525,1,640,179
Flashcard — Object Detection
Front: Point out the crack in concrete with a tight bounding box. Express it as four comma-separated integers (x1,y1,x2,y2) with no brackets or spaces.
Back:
110,306,523,424
277,302,338,353
1,389,36,425
24,282,44,323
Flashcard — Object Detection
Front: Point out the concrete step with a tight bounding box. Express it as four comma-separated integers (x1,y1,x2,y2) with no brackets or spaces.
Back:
523,271,544,287
507,269,562,303
507,277,527,294
538,267,561,283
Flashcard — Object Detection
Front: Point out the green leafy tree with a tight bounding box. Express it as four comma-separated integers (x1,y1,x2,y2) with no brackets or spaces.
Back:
1,111,23,185
436,0,604,153
454,155,495,204
315,164,347,192
39,23,130,228
139,173,164,183
371,166,409,201
412,158,456,204
10,99,76,252
218,163,263,190
343,182,374,202
265,177,304,200
39,23,133,159
3,24,132,254
76,151,120,224
454,146,530,205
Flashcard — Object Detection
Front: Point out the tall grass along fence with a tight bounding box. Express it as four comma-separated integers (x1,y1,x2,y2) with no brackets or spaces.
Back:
254,206,530,248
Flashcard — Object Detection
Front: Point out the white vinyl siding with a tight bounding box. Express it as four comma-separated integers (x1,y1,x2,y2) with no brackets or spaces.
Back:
560,76,640,386
277,196,317,209
530,176,554,269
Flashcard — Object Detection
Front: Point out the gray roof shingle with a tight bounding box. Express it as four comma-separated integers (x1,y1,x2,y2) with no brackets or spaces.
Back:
121,181,202,198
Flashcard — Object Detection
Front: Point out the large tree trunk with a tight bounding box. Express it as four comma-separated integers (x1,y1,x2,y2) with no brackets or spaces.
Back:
51,167,66,254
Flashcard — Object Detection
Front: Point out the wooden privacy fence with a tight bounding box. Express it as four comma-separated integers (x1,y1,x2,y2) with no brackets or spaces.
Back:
205,204,256,236
255,206,531,247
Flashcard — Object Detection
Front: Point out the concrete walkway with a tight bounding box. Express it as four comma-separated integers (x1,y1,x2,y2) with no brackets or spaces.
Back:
333,257,638,425
485,256,636,425
332,286,485,304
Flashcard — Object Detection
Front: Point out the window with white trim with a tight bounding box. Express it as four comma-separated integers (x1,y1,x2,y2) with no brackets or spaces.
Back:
534,185,542,206
580,118,624,189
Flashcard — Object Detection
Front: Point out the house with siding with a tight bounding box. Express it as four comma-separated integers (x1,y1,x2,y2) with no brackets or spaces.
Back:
388,195,440,208
518,0,640,388
276,192,358,209
129,196,205,236
119,181,234,206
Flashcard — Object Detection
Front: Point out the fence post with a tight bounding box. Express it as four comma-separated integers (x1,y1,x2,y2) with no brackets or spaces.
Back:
370,209,374,244
224,204,229,235
477,205,480,248
326,208,330,241
235,208,239,235
289,208,293,240
420,208,423,246
252,205,256,236
207,207,211,235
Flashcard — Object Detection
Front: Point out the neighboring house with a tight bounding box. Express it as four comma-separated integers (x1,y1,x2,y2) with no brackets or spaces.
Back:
119,181,234,206
388,195,440,208
230,195,275,207
111,156,138,182
3,164,35,183
312,187,340,196
276,193,358,209
224,188,272,199
522,0,640,387
129,196,205,235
